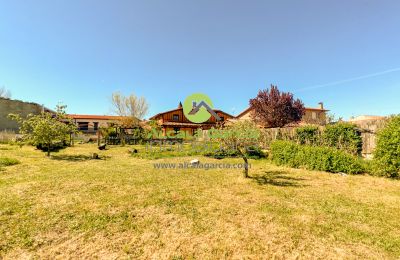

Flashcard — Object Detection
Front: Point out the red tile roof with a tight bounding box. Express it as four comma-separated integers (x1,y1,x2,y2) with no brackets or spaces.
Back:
162,122,219,127
67,114,123,120
149,108,234,120
304,107,329,112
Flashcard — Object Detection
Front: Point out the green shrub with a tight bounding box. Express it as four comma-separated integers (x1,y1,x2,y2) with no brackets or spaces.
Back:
270,140,364,174
100,126,118,138
323,122,362,155
295,125,320,145
245,146,265,159
0,157,20,167
361,159,374,175
373,115,400,178
269,141,300,168
36,141,68,152
204,149,240,159
204,146,265,159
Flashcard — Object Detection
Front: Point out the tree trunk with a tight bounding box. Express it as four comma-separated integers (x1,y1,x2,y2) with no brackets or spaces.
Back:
97,131,101,147
242,155,249,178
120,129,126,147
238,148,249,178
70,133,74,147
47,143,51,156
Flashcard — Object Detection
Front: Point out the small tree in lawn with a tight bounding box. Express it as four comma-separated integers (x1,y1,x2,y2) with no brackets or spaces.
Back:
249,85,305,128
217,121,261,178
9,105,78,156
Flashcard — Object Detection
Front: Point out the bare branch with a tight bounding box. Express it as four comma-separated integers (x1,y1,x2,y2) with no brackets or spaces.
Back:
110,91,149,127
0,87,11,98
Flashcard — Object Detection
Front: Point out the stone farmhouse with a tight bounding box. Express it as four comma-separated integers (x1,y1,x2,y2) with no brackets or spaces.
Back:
235,102,329,126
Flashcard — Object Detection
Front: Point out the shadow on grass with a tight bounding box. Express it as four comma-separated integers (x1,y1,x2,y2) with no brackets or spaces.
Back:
50,154,109,161
250,170,307,187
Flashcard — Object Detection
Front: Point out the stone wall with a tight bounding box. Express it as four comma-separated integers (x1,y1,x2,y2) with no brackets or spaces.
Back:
0,98,44,131
351,119,387,158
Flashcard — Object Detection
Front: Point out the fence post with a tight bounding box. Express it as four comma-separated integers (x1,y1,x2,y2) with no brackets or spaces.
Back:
97,131,101,146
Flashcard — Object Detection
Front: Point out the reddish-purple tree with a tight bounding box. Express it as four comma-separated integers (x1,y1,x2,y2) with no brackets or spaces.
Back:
249,85,305,128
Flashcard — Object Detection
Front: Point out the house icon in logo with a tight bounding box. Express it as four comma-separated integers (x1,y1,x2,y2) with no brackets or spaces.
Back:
183,93,221,123
188,101,221,121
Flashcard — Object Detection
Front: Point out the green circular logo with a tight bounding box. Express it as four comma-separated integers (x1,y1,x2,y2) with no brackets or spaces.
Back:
183,93,214,123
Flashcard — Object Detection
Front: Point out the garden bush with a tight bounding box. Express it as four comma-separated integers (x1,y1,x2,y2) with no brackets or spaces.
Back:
245,146,265,159
373,115,400,178
203,145,265,159
295,125,320,145
323,122,362,155
36,141,69,152
270,140,364,174
204,148,240,159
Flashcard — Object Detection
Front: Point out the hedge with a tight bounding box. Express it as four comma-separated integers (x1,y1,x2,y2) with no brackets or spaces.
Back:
270,140,364,174
295,125,320,145
323,122,362,155
373,115,400,178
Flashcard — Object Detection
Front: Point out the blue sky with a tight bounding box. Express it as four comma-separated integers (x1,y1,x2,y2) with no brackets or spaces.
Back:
1,0,400,119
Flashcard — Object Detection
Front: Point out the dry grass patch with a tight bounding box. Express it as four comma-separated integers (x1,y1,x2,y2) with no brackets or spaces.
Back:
0,144,399,259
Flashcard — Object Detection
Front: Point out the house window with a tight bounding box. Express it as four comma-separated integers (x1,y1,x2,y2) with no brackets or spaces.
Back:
93,122,99,131
78,122,89,131
312,112,317,119
220,116,225,121
173,114,179,121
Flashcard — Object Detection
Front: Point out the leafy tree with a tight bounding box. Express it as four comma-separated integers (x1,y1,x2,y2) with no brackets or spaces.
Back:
111,92,149,127
249,85,305,128
99,125,118,139
216,121,261,178
326,113,343,124
374,115,400,178
8,105,77,156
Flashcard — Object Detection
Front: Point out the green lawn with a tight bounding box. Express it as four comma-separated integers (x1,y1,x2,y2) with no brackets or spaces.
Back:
0,143,400,259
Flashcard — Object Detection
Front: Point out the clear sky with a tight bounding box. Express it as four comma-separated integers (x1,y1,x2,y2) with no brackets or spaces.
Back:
1,0,400,119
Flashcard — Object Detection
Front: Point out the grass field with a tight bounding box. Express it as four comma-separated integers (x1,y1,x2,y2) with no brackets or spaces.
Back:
0,143,400,259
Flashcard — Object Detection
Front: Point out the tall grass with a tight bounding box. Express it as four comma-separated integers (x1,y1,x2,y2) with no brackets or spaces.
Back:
0,157,20,165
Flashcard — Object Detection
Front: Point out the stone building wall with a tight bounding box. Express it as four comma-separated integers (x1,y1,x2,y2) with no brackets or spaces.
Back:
0,98,45,132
